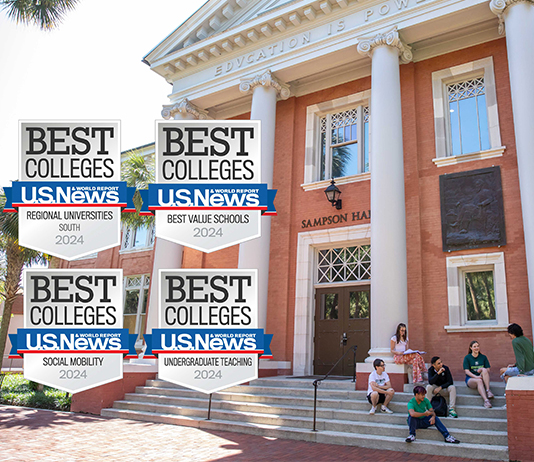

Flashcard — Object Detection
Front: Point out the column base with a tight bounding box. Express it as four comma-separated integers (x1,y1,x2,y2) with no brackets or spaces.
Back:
356,362,409,391
365,348,393,363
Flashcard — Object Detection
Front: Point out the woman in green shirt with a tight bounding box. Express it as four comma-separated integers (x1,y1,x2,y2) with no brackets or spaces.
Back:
463,340,495,408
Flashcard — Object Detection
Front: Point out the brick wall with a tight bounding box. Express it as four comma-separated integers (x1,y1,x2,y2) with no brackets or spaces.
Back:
506,377,534,462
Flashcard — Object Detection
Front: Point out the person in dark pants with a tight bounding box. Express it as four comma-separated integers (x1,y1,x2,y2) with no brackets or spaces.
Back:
427,356,458,418
405,386,460,444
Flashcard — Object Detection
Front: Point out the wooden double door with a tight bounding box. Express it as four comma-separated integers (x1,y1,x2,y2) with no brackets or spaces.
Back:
314,285,370,376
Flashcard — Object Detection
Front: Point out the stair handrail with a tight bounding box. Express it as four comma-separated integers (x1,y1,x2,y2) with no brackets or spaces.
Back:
312,345,357,432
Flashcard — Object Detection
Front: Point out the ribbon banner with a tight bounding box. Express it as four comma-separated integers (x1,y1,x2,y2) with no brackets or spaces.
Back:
150,120,276,253
154,269,271,394
1,121,131,260
144,329,273,356
13,268,135,394
9,329,137,356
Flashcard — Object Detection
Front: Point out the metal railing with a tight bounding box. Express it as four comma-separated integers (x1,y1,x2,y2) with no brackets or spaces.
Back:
312,345,357,432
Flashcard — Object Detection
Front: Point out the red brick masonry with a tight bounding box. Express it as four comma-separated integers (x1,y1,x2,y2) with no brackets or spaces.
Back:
0,405,494,462
70,372,156,414
507,388,534,462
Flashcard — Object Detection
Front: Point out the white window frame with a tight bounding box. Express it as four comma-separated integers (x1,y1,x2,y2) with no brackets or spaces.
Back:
302,89,371,191
120,224,155,253
445,252,509,332
432,57,505,167
123,274,150,346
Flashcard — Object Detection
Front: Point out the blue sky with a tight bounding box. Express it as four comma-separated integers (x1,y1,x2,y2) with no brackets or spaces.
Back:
0,0,206,186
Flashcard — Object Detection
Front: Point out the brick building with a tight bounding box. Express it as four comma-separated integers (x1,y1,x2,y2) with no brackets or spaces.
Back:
56,0,534,386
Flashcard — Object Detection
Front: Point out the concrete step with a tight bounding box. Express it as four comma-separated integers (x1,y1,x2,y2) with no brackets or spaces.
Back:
252,377,357,390
111,399,507,446
135,385,507,417
405,381,506,395
100,408,508,461
122,392,507,431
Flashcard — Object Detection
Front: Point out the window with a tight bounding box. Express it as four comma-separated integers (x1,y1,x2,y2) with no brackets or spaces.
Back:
464,269,495,321
321,293,339,320
317,245,371,284
319,106,370,181
303,90,371,190
121,224,155,251
124,275,150,343
349,290,369,319
447,78,490,156
432,57,504,167
445,252,508,332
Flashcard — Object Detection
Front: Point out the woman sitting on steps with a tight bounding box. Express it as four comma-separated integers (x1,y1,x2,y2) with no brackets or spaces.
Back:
463,340,495,408
390,323,427,384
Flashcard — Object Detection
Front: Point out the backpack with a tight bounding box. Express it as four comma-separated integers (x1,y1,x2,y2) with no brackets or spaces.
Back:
430,393,448,417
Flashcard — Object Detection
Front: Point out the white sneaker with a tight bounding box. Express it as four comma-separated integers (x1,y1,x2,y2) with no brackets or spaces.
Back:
369,406,377,415
381,405,393,414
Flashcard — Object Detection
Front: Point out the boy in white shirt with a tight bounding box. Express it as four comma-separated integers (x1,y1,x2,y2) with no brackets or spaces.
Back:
367,358,395,414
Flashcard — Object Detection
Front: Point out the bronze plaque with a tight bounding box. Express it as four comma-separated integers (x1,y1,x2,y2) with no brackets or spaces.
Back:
440,166,506,252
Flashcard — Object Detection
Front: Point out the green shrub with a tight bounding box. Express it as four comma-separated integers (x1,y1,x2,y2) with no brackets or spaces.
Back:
0,373,71,411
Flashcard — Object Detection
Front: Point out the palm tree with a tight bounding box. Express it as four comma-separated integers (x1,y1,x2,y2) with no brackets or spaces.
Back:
1,0,79,30
120,149,155,230
0,192,48,367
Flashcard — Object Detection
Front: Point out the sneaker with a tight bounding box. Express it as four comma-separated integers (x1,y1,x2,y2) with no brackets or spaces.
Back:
405,435,416,443
484,400,492,409
369,406,377,415
448,407,458,418
445,435,460,444
381,405,393,414
486,390,495,399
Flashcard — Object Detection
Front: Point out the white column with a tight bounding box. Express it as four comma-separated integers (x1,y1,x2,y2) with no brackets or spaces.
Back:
144,99,208,338
490,0,534,337
357,28,412,361
238,71,290,329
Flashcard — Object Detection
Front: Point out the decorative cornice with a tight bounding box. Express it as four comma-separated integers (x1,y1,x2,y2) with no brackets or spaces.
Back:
356,27,413,65
239,70,291,100
490,0,534,35
161,98,209,120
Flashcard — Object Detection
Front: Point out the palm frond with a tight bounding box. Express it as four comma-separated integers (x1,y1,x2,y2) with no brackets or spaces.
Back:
1,0,79,30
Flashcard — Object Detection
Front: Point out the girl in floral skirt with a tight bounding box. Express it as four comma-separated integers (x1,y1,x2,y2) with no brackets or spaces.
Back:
390,323,427,384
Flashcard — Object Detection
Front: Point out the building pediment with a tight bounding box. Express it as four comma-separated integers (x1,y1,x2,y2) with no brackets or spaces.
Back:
144,0,297,66
146,0,499,118
144,0,373,79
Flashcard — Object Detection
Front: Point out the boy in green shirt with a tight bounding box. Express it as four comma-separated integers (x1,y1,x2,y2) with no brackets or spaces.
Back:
500,323,534,382
405,386,460,444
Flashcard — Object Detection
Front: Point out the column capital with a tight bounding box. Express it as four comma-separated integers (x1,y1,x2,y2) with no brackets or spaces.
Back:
239,70,291,100
357,27,413,64
161,98,209,120
490,0,534,34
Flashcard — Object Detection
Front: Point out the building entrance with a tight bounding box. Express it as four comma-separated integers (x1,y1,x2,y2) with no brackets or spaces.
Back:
314,286,370,376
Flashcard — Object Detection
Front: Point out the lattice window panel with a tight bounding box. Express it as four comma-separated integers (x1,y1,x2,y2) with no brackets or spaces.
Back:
317,245,371,283
123,228,132,249
448,77,485,103
125,275,150,289
320,108,366,135
125,276,143,289
363,106,370,123
330,108,358,130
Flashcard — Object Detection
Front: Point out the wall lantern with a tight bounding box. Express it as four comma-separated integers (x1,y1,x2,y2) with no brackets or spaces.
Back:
324,179,342,210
